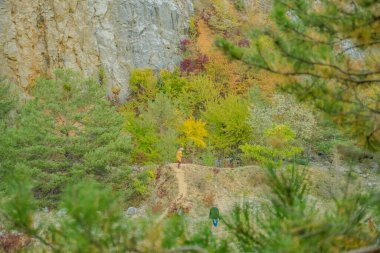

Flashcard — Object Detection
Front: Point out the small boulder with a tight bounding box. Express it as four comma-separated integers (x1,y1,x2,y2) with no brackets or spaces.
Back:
127,207,139,215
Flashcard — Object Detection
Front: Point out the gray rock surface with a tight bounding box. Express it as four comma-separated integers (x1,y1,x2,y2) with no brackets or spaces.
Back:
126,207,139,215
0,0,193,102
244,0,272,13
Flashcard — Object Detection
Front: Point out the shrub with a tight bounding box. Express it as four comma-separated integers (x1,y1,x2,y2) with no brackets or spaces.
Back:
129,68,158,103
180,39,192,52
0,78,17,122
203,95,252,158
313,119,352,158
241,125,303,168
142,93,182,135
133,168,156,196
195,54,209,71
178,75,220,116
180,58,194,74
125,111,160,163
98,67,106,86
234,0,245,11
179,54,209,74
249,90,319,146
238,38,250,48
125,93,182,164
156,129,179,164
208,0,239,32
200,146,217,166
159,68,188,98
189,16,198,37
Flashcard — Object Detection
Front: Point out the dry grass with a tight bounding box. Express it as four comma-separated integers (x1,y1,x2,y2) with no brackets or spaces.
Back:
144,166,178,213
147,163,375,218
0,233,31,253
202,192,216,207
152,201,163,213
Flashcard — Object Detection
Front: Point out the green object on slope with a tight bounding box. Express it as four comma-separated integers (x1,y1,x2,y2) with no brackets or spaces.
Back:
209,207,220,219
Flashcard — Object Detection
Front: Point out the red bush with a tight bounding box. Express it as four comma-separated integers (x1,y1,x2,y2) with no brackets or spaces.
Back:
195,54,209,70
238,39,250,48
180,39,192,52
180,58,194,74
0,233,31,252
180,54,209,74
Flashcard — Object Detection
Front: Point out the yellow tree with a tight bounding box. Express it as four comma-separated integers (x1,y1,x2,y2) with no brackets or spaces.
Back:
180,117,208,160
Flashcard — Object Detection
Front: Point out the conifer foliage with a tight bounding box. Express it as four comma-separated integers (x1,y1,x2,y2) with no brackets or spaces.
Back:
0,70,136,206
1,162,379,252
217,0,380,150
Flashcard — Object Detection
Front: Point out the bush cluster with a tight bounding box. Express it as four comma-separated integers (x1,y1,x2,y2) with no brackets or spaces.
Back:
124,66,352,168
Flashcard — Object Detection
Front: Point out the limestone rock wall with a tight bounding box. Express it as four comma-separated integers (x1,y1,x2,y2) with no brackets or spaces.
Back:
0,0,193,101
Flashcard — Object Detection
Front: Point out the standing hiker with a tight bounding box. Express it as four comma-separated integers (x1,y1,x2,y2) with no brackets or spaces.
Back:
176,147,184,169
209,205,220,229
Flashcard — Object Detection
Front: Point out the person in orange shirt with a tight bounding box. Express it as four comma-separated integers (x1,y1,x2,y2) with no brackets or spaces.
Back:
176,147,184,169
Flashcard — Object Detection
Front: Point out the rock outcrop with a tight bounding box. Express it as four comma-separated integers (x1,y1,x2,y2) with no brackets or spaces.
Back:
244,0,272,13
0,0,193,101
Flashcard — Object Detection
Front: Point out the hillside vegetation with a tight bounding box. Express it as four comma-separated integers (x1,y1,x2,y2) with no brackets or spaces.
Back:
0,0,379,252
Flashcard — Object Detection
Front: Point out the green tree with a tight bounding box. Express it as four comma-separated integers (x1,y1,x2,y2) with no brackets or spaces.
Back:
178,75,220,117
248,89,318,145
125,93,183,164
0,173,229,252
159,68,188,98
1,163,378,253
0,70,133,206
223,166,377,253
203,95,252,159
0,77,18,124
241,124,303,168
181,117,208,149
129,68,158,104
217,0,380,150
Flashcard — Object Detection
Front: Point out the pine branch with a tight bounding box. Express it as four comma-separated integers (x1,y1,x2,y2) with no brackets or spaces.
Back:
337,41,380,56
251,43,380,85
163,246,208,253
342,245,380,253
271,34,380,78
245,52,380,85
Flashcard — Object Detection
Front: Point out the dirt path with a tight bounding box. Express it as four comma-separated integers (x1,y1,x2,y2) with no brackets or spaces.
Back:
174,166,188,198
155,164,189,223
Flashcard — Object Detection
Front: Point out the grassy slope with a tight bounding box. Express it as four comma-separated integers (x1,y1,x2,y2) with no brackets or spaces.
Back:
146,163,379,221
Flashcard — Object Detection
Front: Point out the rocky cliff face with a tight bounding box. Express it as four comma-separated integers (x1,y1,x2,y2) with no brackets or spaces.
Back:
0,0,193,101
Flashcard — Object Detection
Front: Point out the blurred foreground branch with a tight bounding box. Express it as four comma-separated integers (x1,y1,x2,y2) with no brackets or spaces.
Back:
343,245,380,253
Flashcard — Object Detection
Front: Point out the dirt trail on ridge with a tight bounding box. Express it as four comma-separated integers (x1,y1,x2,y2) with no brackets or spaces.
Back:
174,166,188,198
152,163,377,223
155,164,189,222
